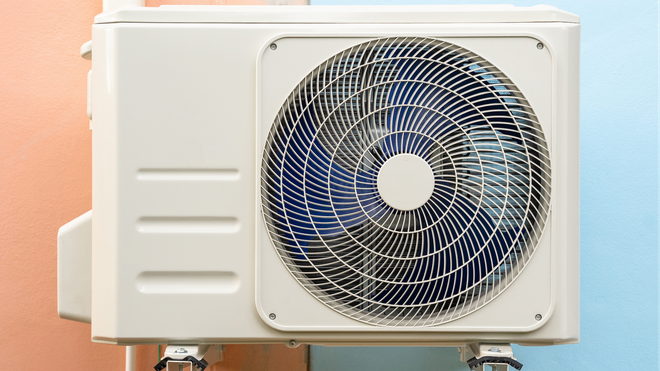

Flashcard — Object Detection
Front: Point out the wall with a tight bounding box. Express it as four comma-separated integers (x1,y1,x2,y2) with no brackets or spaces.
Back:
0,0,307,370
309,0,660,370
0,1,657,371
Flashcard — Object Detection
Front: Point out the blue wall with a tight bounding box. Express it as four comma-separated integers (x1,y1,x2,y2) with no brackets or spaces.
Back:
309,1,660,370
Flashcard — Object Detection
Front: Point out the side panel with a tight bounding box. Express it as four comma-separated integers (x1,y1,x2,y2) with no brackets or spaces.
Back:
92,25,119,340
93,23,276,343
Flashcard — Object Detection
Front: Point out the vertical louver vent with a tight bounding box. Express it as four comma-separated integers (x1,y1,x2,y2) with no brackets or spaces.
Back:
260,37,551,327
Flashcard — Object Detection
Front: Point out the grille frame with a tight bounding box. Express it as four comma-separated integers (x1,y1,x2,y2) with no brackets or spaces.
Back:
257,35,555,330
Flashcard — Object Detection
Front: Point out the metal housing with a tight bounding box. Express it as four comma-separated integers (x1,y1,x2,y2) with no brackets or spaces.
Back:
58,5,579,347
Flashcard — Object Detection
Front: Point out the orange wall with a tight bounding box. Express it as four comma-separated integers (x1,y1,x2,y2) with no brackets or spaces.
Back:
0,0,306,370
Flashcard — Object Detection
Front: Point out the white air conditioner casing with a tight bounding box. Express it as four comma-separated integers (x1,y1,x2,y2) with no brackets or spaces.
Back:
61,5,579,347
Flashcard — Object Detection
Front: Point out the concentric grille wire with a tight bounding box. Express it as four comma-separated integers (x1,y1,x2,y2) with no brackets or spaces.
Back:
260,38,551,327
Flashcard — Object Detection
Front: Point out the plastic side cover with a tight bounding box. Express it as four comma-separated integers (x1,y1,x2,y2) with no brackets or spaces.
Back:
57,210,92,324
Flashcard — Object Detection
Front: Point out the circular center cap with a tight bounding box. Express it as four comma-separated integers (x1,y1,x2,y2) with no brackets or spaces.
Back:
377,154,435,211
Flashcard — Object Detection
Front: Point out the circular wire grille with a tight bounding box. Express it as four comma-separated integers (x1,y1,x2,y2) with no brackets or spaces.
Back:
260,37,551,327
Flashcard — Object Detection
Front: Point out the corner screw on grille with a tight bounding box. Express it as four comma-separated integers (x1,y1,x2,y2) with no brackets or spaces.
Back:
536,42,544,50
535,314,543,321
270,43,278,51
269,313,277,320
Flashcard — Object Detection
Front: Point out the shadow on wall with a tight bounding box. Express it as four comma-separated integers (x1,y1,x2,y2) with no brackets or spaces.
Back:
311,347,468,371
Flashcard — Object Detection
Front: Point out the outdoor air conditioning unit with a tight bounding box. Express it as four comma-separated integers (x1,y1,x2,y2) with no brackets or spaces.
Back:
58,5,579,370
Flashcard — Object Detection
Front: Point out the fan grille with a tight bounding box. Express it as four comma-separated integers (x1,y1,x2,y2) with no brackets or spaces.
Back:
260,38,551,327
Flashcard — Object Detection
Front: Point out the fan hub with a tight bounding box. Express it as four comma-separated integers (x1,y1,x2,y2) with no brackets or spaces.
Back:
376,154,435,211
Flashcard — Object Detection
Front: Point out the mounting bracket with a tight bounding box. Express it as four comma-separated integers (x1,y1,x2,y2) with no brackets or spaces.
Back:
459,343,523,371
154,344,224,371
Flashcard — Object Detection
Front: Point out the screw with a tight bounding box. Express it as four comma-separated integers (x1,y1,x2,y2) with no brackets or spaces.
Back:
288,340,297,348
270,43,278,51
174,348,187,353
536,42,544,50
535,314,542,321
269,313,277,320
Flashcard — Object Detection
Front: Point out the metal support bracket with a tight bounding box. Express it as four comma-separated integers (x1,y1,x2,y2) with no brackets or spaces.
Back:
459,343,523,371
154,344,224,371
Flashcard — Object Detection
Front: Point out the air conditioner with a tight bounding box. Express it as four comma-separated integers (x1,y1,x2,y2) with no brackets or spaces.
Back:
58,5,579,370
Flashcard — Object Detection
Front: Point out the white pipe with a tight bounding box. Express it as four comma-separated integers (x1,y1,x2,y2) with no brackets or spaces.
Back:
125,346,137,371
103,0,144,13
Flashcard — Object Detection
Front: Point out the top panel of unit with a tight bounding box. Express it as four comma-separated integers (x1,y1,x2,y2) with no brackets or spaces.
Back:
95,5,579,25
